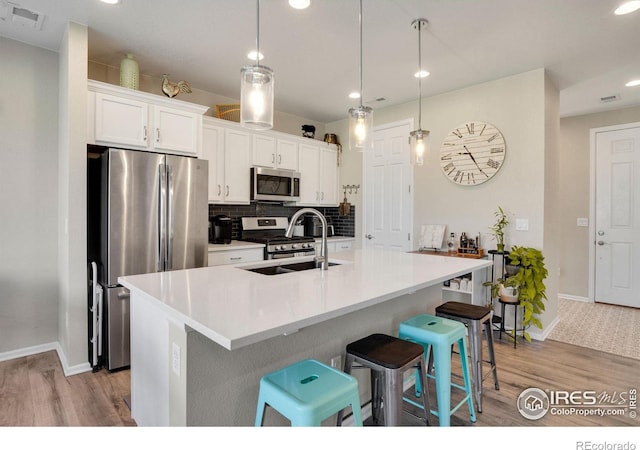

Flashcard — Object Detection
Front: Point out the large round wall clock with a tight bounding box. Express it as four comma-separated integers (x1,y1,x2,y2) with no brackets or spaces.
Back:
440,121,506,186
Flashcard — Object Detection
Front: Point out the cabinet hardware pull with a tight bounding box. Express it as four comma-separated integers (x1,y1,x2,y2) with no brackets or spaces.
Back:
278,154,282,164
226,185,230,197
217,185,221,196
156,128,160,143
143,126,147,141
272,153,275,164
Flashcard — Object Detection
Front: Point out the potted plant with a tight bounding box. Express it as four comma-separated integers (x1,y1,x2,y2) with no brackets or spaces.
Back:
483,245,548,342
489,206,509,252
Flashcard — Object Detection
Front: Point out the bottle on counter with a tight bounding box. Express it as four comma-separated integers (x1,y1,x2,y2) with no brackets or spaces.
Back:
460,232,468,249
447,232,456,254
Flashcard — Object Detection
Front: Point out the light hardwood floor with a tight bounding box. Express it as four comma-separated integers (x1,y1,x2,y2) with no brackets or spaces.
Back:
1,335,638,426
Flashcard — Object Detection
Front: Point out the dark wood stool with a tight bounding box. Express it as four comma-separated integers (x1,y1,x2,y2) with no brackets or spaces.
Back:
336,333,430,426
435,301,500,413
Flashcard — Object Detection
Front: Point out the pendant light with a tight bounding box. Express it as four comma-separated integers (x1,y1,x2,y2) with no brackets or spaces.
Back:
241,0,274,130
348,0,373,152
409,19,430,166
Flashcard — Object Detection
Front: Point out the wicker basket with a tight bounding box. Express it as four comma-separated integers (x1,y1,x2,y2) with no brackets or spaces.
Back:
216,104,240,122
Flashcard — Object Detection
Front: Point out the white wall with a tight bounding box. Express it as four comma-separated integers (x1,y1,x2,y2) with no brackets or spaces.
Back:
0,37,59,353
57,22,89,372
328,68,559,335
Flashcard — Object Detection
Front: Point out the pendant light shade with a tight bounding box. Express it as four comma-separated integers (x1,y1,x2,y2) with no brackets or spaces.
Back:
241,0,274,130
348,0,372,152
410,18,429,166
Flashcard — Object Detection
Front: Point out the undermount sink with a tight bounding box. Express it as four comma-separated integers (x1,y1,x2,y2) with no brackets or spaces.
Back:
245,260,340,276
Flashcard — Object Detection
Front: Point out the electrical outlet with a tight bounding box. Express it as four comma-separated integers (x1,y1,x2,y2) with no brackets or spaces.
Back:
330,355,342,369
172,342,181,376
515,218,529,231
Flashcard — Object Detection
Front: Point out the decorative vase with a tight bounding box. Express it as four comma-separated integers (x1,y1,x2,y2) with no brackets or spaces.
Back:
119,53,139,90
497,243,505,252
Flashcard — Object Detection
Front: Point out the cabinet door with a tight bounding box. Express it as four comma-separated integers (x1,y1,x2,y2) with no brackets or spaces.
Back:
153,106,200,155
202,123,225,203
320,147,338,205
94,93,148,148
252,133,276,168
208,248,264,266
298,143,321,204
224,128,252,203
334,240,353,252
276,138,299,171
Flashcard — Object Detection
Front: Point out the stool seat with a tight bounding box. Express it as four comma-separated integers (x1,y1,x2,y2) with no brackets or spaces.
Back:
338,333,430,426
346,333,426,369
435,302,500,413
436,301,492,321
399,314,476,426
255,359,363,427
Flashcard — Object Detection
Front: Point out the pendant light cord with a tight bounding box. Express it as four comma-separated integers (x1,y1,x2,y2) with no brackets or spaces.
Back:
359,0,363,108
417,20,422,130
255,0,260,65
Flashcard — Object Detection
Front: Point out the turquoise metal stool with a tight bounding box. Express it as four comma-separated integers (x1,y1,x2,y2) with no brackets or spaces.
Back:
399,314,476,426
255,359,363,426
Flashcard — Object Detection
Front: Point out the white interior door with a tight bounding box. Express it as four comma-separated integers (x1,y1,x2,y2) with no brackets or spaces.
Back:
594,124,640,308
363,121,413,251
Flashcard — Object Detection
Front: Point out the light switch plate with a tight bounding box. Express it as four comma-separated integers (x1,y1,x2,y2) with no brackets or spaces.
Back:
577,217,589,227
515,218,529,231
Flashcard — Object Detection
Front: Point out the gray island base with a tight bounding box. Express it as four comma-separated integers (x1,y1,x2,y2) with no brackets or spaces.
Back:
120,248,492,426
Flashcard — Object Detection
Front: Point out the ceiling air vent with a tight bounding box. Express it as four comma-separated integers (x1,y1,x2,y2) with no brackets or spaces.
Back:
1,2,45,30
600,94,621,103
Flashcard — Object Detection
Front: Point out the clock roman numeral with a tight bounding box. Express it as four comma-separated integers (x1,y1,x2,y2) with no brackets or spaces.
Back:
441,153,452,161
487,159,500,169
454,170,462,182
487,134,499,143
490,147,504,153
479,124,487,136
452,129,463,139
467,172,476,184
445,163,455,174
466,123,474,135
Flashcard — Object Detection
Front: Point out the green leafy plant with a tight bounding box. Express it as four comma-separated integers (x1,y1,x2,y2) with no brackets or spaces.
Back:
483,246,548,342
489,206,509,252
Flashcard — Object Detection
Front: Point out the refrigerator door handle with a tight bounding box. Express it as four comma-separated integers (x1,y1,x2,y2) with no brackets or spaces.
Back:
158,164,167,271
89,262,103,368
167,164,174,271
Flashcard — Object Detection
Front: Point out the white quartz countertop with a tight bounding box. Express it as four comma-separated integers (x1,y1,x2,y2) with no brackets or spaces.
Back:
119,248,491,351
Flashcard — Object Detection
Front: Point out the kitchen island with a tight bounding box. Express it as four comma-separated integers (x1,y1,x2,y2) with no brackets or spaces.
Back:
119,248,491,426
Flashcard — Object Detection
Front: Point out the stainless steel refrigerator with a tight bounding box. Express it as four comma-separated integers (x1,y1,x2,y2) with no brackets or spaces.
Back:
87,146,208,371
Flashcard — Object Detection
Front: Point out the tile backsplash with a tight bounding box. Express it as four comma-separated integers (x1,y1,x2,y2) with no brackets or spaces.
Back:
208,203,355,240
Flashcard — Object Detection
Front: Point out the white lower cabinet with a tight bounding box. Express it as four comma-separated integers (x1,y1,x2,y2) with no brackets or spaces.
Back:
442,270,487,306
208,248,264,266
314,239,353,255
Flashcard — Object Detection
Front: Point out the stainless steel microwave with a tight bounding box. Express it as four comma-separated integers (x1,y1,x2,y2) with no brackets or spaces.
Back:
251,167,300,202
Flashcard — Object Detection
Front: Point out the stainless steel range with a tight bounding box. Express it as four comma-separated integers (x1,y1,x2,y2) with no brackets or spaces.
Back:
240,217,316,260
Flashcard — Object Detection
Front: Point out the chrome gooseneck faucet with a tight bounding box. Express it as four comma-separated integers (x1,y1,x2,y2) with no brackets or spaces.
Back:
285,208,329,270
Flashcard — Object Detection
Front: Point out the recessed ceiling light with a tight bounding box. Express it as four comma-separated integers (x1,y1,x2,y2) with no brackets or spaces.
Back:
349,92,361,99
247,51,264,61
289,0,310,9
100,0,120,4
626,79,640,87
614,1,640,15
414,70,430,78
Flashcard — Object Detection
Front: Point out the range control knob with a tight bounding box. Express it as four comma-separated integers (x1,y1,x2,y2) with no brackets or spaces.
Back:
292,244,298,250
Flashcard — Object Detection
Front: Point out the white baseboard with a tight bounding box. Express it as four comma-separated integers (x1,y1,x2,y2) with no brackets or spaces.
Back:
55,343,92,376
0,342,58,363
528,314,561,341
0,342,92,377
558,293,591,303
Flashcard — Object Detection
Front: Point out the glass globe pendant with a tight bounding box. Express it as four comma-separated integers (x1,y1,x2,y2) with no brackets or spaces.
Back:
409,19,430,166
348,0,372,152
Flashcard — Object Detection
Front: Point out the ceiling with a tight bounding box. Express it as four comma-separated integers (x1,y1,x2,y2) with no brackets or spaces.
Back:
2,0,640,123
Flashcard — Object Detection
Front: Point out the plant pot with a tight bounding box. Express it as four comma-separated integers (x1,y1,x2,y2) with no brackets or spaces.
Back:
497,243,505,252
505,264,520,276
499,285,519,303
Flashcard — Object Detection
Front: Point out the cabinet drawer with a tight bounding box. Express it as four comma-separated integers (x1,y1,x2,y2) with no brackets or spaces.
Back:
334,241,353,252
208,248,264,266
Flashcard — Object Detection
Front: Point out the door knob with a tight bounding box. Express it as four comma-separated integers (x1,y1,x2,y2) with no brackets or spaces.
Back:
597,230,605,236
597,241,606,246
365,234,374,240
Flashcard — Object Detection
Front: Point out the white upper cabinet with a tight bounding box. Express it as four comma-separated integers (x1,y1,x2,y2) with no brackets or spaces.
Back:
252,133,299,171
89,80,208,156
298,142,338,206
201,117,252,204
